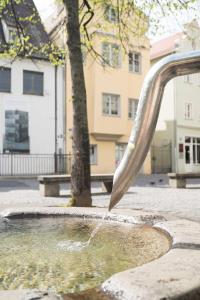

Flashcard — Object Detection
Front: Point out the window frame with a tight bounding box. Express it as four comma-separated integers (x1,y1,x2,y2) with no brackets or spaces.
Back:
102,42,121,68
184,102,192,120
90,144,98,165
0,67,11,93
105,5,118,23
8,27,17,43
115,143,127,166
3,109,30,154
128,51,141,74
102,93,120,117
184,74,192,84
128,98,139,120
185,136,200,165
23,70,44,96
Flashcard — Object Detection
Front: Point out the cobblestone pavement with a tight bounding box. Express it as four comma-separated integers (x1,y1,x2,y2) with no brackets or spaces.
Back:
0,174,200,222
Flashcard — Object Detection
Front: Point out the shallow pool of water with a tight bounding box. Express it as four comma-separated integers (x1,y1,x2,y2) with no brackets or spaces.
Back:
0,217,170,294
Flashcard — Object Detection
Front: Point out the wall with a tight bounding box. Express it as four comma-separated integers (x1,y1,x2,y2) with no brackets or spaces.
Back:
175,22,200,173
66,34,151,174
151,21,200,174
0,58,65,155
152,79,176,172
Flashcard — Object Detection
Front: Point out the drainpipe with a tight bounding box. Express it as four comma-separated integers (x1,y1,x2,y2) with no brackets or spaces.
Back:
63,63,67,154
55,65,58,173
174,78,178,173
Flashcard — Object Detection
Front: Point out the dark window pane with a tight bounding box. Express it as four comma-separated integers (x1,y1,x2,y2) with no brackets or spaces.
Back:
185,145,190,164
111,97,118,115
102,93,120,116
90,145,97,164
105,5,118,23
115,143,127,166
128,52,141,73
135,53,139,60
23,70,43,95
185,137,191,143
134,61,140,72
193,145,196,163
128,53,133,72
3,110,29,153
197,145,200,163
128,52,133,64
0,67,11,92
128,98,138,120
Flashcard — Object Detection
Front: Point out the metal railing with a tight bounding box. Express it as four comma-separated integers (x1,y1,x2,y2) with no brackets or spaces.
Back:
0,154,72,176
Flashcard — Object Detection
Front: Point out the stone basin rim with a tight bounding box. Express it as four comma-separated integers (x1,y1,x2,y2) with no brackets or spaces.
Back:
0,207,200,300
0,206,167,225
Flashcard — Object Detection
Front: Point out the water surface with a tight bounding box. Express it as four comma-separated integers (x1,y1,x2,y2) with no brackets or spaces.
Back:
0,217,170,293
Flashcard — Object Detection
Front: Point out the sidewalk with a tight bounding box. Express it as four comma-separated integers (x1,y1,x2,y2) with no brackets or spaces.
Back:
0,174,200,222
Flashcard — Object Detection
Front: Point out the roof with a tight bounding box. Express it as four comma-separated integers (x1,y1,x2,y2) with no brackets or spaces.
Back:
0,0,50,59
150,32,183,61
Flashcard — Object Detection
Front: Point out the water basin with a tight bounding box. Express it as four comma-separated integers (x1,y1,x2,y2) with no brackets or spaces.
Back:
0,217,170,294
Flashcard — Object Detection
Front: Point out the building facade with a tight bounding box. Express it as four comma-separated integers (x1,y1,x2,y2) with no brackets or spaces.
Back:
151,21,200,174
46,4,151,174
0,0,65,176
0,59,64,155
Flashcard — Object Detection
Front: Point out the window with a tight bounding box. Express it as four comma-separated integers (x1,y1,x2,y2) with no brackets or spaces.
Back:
184,74,192,83
81,45,87,62
185,145,190,164
102,43,121,68
115,143,127,166
129,52,141,73
3,110,30,153
185,137,191,143
105,5,118,23
90,145,97,164
184,74,200,86
0,67,11,93
102,93,120,116
8,28,17,42
128,98,138,120
23,70,44,96
185,136,200,165
1,20,17,43
185,103,192,119
192,137,200,164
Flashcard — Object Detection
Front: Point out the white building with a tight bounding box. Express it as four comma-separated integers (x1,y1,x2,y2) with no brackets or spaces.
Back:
151,21,200,174
0,0,65,176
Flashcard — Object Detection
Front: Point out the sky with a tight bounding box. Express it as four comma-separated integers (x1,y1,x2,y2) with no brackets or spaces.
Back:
33,0,56,20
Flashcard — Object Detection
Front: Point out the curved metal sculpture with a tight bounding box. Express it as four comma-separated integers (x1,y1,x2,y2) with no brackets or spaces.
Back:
109,50,200,211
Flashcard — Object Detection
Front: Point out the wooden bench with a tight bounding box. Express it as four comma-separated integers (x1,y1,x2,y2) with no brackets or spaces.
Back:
168,173,200,188
38,174,113,197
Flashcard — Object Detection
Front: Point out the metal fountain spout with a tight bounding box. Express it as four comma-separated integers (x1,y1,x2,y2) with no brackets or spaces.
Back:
109,50,200,211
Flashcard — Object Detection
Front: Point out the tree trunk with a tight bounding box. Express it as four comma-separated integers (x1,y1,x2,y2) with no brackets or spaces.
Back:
64,0,92,206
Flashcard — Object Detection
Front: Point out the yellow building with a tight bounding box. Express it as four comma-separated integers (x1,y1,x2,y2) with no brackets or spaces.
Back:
46,4,151,174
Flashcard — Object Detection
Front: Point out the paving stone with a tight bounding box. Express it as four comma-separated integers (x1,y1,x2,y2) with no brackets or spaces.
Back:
0,176,200,223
